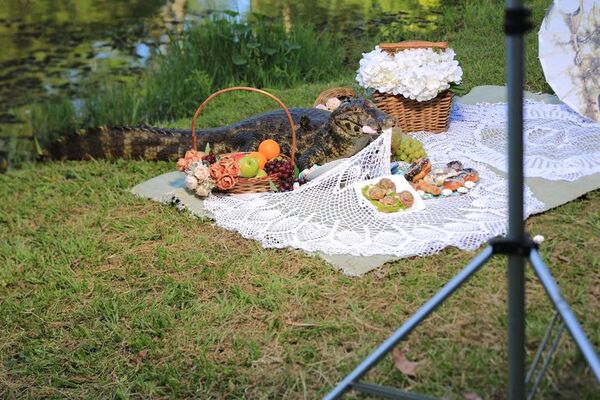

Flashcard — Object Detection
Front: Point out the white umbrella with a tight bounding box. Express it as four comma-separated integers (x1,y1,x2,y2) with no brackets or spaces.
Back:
538,0,600,121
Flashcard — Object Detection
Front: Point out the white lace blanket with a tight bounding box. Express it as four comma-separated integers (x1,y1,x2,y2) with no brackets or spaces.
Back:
202,100,600,258
418,101,600,181
204,129,545,258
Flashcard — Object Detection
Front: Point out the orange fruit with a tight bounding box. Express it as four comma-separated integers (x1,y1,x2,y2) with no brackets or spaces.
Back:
258,139,281,160
249,151,267,169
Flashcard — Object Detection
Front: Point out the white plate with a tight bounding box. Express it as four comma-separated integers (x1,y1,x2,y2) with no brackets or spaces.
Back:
352,175,426,214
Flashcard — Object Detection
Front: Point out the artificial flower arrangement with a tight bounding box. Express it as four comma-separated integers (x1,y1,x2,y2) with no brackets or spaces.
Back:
356,45,463,101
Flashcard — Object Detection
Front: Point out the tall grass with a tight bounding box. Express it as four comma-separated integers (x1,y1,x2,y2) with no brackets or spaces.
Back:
31,15,345,144
30,97,77,143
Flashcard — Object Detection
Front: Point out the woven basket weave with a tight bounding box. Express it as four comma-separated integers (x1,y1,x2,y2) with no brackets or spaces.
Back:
313,87,356,108
372,41,454,134
190,87,296,194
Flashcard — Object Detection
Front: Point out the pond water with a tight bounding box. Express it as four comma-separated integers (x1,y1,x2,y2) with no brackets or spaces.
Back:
0,0,447,167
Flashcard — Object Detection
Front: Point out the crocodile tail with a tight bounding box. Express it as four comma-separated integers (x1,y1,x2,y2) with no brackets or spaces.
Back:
45,126,194,161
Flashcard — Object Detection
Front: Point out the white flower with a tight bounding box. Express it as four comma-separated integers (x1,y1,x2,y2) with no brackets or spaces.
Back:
193,164,210,181
194,182,211,197
185,175,198,191
187,161,201,173
356,46,463,102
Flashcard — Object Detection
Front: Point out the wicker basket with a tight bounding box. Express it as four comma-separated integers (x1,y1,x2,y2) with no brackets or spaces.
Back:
313,87,357,108
372,41,454,134
190,86,297,194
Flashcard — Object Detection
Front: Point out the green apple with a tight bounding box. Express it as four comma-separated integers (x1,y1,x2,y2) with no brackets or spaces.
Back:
256,169,267,178
239,156,259,178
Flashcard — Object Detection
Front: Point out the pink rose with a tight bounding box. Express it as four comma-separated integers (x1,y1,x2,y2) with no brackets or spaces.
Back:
216,174,237,190
176,158,188,172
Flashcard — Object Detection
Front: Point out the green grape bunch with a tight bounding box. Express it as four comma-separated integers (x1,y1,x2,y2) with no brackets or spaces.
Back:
391,129,427,163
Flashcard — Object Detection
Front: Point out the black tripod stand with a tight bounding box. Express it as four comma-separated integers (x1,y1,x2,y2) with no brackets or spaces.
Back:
324,2,600,399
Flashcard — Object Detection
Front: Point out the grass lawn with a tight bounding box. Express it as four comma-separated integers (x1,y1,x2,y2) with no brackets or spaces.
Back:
2,0,599,398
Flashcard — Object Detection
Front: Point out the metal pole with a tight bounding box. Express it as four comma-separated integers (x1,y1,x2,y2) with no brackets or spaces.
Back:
506,0,526,398
526,322,565,400
529,250,600,381
323,247,494,399
525,312,559,384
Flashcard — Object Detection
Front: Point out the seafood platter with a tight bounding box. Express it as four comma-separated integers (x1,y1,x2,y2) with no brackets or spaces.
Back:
393,158,480,200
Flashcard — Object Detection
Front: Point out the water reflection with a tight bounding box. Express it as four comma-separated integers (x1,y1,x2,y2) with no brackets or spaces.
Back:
0,0,176,112
0,0,446,165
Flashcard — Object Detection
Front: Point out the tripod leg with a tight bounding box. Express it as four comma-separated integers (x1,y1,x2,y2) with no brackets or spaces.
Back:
526,318,565,400
529,249,600,382
525,312,559,385
323,246,494,400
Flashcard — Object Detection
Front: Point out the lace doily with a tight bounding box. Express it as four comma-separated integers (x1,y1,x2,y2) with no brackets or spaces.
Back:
418,101,600,181
203,131,544,258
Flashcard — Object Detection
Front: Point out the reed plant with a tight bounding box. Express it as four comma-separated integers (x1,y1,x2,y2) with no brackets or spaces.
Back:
31,15,345,144
30,97,77,144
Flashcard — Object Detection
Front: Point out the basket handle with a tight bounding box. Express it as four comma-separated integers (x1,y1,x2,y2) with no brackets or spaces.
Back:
191,86,297,165
380,41,448,51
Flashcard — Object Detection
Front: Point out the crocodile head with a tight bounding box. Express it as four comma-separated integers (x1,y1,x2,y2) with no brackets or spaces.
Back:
329,97,396,140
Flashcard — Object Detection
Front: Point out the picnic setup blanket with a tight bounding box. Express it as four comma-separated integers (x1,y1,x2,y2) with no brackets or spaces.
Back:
132,86,600,275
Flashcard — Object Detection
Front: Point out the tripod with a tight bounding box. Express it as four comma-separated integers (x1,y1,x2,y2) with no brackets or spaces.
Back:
324,1,600,399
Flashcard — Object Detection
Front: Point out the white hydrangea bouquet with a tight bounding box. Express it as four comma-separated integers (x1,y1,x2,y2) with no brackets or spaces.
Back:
355,42,463,133
356,45,463,101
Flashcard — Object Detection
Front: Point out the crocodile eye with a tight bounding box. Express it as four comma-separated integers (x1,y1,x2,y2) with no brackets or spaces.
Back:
354,125,361,133
344,122,352,130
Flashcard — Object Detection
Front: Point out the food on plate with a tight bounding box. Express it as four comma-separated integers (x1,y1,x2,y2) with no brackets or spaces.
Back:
423,167,459,186
361,178,415,213
412,179,442,196
391,130,428,163
367,185,386,200
424,173,443,187
446,160,463,171
404,159,480,199
442,177,464,191
258,139,281,160
404,158,432,182
380,194,398,206
459,168,480,182
377,177,396,192
397,190,415,208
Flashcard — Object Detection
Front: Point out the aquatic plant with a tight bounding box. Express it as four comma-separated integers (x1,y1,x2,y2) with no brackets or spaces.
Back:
30,97,77,145
31,15,345,142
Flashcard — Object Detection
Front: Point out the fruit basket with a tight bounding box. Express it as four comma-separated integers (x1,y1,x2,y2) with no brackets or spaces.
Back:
368,41,455,134
188,86,297,195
